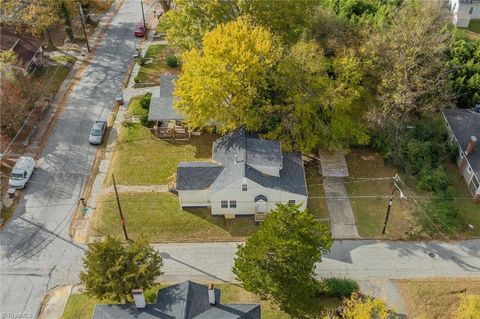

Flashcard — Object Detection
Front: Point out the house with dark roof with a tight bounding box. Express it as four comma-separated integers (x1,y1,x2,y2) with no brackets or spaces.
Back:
176,129,307,220
0,27,44,73
92,281,261,319
442,108,480,201
448,0,480,28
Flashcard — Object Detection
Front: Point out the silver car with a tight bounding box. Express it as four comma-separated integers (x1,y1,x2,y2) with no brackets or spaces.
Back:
89,121,107,145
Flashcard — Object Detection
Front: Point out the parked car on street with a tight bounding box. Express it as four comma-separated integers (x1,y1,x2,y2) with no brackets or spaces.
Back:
9,156,36,189
89,120,107,145
134,24,146,37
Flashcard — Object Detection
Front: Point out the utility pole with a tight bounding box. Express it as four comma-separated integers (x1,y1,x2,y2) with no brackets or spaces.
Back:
140,0,147,39
78,2,90,52
112,175,129,241
382,174,398,235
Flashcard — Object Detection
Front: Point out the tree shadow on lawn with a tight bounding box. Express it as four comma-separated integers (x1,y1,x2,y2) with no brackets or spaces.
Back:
182,208,257,238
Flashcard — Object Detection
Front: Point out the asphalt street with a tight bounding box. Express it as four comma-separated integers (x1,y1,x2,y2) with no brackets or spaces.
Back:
0,1,146,316
154,240,480,283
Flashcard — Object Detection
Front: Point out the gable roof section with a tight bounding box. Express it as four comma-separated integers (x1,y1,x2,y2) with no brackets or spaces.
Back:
443,109,480,178
176,162,224,190
193,304,261,319
148,74,183,121
246,138,282,169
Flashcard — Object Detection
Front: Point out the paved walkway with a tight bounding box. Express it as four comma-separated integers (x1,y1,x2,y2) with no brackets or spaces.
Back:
323,177,360,239
319,151,360,239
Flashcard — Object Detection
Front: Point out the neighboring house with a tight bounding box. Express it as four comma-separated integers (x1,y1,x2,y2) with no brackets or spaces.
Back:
148,74,189,139
0,27,44,73
442,108,480,202
92,281,261,319
176,129,308,221
448,0,480,28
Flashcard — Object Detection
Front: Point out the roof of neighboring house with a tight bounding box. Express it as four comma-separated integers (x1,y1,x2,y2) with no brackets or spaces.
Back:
177,128,307,196
0,28,43,69
443,108,480,178
92,281,261,319
176,162,224,190
148,74,183,121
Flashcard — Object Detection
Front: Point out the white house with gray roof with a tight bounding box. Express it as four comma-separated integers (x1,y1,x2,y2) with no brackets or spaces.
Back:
176,129,307,219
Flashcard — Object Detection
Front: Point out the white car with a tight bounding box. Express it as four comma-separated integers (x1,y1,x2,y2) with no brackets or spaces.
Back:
9,156,36,189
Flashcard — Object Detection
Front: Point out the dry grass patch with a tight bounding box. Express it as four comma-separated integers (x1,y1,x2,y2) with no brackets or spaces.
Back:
397,279,480,319
346,149,417,239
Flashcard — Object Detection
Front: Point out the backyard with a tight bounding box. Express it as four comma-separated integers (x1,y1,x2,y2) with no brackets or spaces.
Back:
397,279,480,319
32,65,70,99
136,44,181,85
90,192,257,242
62,283,341,319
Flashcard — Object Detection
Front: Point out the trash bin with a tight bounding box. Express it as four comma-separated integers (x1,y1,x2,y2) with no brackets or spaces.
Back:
7,188,16,199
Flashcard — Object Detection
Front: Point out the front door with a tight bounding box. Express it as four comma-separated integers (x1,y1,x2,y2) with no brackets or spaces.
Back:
255,200,267,213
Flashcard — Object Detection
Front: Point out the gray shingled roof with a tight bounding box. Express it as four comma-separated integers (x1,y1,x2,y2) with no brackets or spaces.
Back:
246,138,282,169
176,162,224,190
92,281,260,319
212,129,307,195
178,128,307,195
443,109,480,178
148,75,183,121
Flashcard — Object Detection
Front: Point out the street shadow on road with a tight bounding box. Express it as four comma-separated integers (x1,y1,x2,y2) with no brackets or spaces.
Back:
325,239,480,273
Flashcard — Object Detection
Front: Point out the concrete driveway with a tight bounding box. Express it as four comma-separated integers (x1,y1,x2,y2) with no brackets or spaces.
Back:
0,1,148,316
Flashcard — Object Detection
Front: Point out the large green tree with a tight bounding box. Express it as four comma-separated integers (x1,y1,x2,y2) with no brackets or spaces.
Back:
233,204,333,317
447,36,480,108
266,40,370,152
80,237,163,303
174,17,282,132
164,0,317,50
361,0,453,130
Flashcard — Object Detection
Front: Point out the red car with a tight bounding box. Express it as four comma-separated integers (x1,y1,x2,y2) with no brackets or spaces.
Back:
134,24,146,37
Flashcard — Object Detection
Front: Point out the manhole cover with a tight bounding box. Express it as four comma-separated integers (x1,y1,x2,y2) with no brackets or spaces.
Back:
428,252,435,258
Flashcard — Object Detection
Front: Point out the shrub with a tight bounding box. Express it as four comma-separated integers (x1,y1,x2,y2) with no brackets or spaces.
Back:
140,93,152,110
166,55,179,68
65,27,74,41
134,76,140,83
317,278,359,298
418,167,452,193
419,195,462,236
137,55,145,66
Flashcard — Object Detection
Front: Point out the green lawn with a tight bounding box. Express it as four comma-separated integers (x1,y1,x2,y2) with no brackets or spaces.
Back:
33,66,70,97
345,149,417,239
304,158,329,220
107,96,217,186
90,192,256,242
62,283,341,319
397,279,480,319
136,44,181,85
156,17,167,33
468,20,480,33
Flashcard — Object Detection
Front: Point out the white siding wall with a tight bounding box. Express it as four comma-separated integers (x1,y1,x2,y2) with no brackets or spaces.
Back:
178,190,210,207
210,178,307,215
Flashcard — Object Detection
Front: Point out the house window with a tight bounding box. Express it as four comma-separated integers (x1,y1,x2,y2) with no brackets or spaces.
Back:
230,200,237,208
469,7,474,14
288,200,296,206
242,184,247,191
221,200,228,208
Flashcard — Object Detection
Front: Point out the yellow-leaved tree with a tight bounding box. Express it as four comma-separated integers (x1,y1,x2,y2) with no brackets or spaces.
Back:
174,17,282,132
455,294,480,319
341,293,391,319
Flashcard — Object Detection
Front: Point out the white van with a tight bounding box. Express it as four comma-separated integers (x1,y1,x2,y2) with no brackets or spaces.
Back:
9,156,36,189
